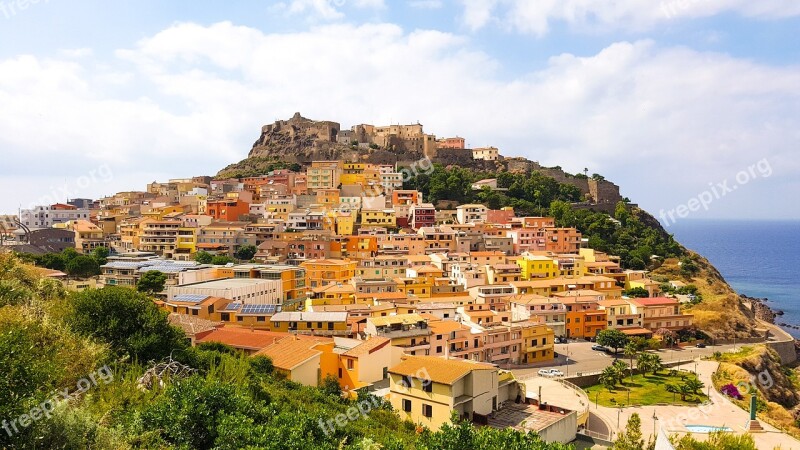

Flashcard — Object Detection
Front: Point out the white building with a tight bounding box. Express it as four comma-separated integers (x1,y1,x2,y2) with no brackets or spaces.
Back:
456,204,488,225
168,278,283,305
20,204,90,229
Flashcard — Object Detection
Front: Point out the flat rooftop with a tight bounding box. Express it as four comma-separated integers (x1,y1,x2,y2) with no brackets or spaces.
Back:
487,403,570,433
177,278,276,290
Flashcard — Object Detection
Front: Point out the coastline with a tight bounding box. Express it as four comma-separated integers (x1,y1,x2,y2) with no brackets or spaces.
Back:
744,294,800,356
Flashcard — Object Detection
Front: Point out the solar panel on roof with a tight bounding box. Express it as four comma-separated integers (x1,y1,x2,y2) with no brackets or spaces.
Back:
240,304,278,315
224,302,242,311
173,294,209,303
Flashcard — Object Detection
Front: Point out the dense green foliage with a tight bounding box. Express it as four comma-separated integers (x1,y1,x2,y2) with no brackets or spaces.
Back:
671,431,757,449
596,329,629,353
404,163,683,268
550,201,683,268
64,286,187,362
234,244,258,261
403,164,582,212
194,250,213,264
0,254,575,449
137,270,167,294
17,246,108,278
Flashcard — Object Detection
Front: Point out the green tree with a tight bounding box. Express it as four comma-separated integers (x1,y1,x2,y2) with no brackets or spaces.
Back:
65,286,187,362
684,378,705,396
623,287,650,298
65,255,100,278
665,384,680,403
623,343,638,381
91,246,110,265
138,376,267,450
194,251,213,264
234,244,257,261
211,255,234,265
61,247,79,262
614,413,645,450
137,270,167,294
36,253,66,271
597,329,630,354
600,366,620,390
680,256,699,277
672,431,757,449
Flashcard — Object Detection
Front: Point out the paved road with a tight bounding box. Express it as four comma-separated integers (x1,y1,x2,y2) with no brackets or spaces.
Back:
510,340,747,379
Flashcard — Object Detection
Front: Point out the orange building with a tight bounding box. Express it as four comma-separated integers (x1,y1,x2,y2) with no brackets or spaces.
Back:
207,199,250,221
565,310,607,339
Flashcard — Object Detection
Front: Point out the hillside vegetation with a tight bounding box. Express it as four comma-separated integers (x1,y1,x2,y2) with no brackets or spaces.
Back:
0,253,572,450
710,346,800,438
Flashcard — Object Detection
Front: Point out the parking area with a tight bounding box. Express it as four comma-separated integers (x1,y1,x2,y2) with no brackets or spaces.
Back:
511,340,743,379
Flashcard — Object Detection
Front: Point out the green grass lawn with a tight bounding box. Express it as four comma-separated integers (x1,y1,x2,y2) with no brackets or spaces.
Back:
585,371,709,407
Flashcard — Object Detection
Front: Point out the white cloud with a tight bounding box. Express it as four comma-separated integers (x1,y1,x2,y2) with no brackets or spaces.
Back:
0,22,798,219
409,0,443,10
458,0,800,35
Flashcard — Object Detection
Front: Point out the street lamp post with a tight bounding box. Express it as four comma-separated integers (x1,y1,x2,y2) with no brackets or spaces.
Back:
652,411,658,439
617,407,621,431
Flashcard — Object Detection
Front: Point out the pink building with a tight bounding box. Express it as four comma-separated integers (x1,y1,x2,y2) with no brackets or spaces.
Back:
437,136,465,149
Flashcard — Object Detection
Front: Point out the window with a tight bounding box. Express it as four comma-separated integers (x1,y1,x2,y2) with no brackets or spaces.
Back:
422,379,432,393
436,346,442,353
237,316,243,322
422,404,433,417
402,399,412,412
257,316,266,322
347,359,354,370
399,376,412,388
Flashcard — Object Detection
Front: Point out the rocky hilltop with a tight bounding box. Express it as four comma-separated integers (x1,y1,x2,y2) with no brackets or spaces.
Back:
228,113,626,209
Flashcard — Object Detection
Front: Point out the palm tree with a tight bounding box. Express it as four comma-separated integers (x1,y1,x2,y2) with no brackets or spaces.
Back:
624,343,637,381
650,355,663,375
636,353,653,377
665,384,680,403
678,383,693,401
685,378,705,396
612,360,628,385
600,366,619,390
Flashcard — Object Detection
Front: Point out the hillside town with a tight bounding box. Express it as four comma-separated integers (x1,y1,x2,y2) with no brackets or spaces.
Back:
1,120,796,448
1,153,694,440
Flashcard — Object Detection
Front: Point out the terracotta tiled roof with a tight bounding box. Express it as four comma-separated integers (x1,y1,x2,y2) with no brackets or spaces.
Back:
389,355,495,385
342,337,390,357
255,336,331,370
195,327,295,351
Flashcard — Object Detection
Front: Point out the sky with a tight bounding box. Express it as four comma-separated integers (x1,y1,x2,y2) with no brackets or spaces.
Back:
0,0,798,224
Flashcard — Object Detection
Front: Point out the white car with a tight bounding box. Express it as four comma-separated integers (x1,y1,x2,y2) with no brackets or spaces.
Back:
537,368,564,377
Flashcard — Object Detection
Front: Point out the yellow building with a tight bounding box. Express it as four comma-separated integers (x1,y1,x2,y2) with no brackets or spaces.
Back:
270,311,350,336
341,163,368,185
388,356,517,431
175,227,198,260
334,211,356,236
305,283,356,309
300,259,357,289
515,254,559,280
360,209,396,228
519,322,555,364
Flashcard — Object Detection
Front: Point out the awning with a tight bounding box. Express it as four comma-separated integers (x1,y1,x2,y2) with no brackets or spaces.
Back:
619,327,653,336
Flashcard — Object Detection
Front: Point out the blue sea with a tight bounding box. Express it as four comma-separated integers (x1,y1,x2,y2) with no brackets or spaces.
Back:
668,220,800,337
